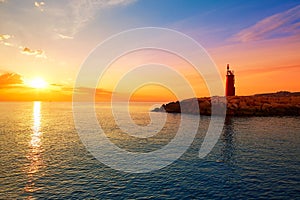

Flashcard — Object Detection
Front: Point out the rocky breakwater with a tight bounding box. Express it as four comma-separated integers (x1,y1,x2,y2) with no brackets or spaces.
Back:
153,91,300,116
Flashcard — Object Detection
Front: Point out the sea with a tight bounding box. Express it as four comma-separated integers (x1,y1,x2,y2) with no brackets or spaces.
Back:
0,102,299,199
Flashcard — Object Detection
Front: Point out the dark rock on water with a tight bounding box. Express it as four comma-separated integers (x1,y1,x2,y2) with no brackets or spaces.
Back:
153,92,300,116
152,107,161,112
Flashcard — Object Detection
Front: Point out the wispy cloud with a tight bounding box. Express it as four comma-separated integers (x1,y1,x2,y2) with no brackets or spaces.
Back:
238,64,300,76
53,0,137,38
57,33,74,40
0,34,11,40
73,86,112,95
0,34,13,46
21,47,47,59
1,34,48,58
0,73,23,88
231,5,300,42
34,1,45,12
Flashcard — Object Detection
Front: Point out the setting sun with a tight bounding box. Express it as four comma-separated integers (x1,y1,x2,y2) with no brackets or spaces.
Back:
27,77,48,89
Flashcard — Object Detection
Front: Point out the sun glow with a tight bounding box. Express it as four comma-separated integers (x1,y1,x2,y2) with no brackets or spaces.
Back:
27,77,48,89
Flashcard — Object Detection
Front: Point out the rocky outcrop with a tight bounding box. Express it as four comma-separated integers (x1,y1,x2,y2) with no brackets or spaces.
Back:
153,91,300,116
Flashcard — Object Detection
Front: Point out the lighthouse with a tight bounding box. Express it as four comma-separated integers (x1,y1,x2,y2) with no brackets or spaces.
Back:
226,64,235,96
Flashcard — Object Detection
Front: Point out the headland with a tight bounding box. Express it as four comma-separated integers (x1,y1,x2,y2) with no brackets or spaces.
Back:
153,91,300,116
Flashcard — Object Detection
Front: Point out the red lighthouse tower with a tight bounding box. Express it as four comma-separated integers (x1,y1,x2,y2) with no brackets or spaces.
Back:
226,64,235,96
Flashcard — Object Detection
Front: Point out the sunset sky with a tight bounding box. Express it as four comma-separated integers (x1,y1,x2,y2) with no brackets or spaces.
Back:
0,0,299,101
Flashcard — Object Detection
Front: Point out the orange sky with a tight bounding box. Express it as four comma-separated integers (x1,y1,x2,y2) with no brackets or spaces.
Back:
0,35,299,102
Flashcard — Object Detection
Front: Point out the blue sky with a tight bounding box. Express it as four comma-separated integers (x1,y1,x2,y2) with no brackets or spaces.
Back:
1,0,298,46
90,0,299,46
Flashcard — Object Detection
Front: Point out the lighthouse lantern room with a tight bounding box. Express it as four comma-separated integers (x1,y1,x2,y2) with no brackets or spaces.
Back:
226,64,235,96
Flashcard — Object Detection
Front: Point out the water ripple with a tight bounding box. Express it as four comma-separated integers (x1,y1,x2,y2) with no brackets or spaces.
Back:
0,102,299,199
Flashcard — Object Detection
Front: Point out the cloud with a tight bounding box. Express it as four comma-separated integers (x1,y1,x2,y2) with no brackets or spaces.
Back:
0,34,11,40
3,42,13,46
51,83,64,87
238,64,300,76
1,33,50,59
57,33,74,40
73,87,112,95
0,34,14,47
67,86,114,101
21,47,47,59
54,0,137,38
0,73,23,88
106,0,137,6
1,35,48,59
231,5,300,42
34,1,45,12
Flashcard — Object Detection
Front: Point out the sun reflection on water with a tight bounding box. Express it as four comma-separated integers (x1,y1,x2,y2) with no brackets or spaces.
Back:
24,101,45,194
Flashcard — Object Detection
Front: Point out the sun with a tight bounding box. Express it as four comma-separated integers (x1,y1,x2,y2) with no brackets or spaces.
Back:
27,77,48,89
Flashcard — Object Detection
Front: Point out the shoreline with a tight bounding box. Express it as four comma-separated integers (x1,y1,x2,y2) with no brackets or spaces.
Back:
153,91,300,116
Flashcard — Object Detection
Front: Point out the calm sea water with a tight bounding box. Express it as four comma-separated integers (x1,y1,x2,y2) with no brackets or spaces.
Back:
0,102,299,199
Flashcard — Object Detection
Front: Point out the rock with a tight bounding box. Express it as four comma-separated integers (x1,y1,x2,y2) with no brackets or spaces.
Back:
261,103,272,111
152,92,300,116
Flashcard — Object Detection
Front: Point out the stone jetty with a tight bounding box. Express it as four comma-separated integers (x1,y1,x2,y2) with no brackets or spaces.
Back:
153,91,300,116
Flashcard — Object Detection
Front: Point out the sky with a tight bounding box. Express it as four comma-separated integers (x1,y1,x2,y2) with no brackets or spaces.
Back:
0,0,299,101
